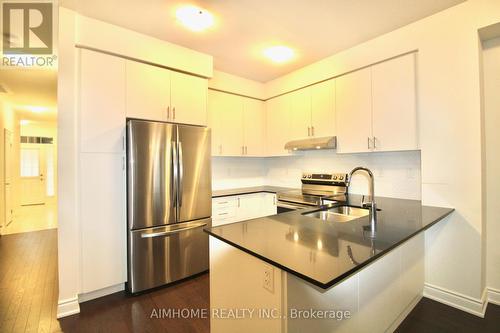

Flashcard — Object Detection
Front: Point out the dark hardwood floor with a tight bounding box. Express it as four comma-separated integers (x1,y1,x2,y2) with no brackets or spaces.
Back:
0,229,60,332
2,229,500,332
396,297,500,333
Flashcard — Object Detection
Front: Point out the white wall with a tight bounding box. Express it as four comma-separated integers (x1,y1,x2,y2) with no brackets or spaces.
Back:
212,150,421,200
212,157,268,190
209,70,265,100
482,37,500,293
260,0,500,304
266,150,421,200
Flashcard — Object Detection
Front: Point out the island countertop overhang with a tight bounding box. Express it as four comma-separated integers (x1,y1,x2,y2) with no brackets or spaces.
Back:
204,194,454,290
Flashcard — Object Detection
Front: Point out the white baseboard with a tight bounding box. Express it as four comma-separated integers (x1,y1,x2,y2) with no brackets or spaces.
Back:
57,297,80,318
387,294,422,332
423,283,487,318
487,287,500,306
78,283,124,303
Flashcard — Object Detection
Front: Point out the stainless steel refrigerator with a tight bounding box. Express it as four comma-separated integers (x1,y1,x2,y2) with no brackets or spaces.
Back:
126,119,212,293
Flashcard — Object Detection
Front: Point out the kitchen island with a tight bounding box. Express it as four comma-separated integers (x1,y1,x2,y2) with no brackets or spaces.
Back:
205,195,454,333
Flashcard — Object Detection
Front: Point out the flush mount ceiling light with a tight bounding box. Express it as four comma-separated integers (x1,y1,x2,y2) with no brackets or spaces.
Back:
24,105,48,113
175,5,214,32
262,45,295,64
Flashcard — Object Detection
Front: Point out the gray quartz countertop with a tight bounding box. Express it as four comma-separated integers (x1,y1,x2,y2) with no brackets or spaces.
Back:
205,194,454,289
212,186,296,198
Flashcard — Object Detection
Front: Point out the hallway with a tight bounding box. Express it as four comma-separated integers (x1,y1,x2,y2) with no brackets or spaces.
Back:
2,204,57,235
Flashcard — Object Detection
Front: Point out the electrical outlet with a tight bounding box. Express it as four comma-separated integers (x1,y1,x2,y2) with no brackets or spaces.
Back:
263,265,274,293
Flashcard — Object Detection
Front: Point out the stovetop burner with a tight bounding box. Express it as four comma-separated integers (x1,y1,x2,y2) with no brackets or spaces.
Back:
277,172,348,207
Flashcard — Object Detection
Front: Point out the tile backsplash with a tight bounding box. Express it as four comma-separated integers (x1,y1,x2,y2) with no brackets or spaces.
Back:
212,150,421,200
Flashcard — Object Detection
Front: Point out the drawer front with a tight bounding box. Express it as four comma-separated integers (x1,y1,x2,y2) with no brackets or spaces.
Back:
128,218,211,293
213,206,237,219
212,197,238,209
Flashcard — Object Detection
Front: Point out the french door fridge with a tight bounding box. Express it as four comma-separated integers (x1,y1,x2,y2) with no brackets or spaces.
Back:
126,119,212,293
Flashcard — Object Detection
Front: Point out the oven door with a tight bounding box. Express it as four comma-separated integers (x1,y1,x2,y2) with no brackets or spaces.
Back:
276,200,315,214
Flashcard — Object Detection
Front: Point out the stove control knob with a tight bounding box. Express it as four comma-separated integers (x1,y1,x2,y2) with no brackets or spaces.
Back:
332,175,337,180
307,175,312,178
339,175,344,180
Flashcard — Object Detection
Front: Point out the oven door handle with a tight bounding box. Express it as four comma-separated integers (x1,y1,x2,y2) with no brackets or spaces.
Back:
277,201,312,210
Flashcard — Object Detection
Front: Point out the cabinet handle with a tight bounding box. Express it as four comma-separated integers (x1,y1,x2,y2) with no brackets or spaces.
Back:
218,212,229,216
273,195,276,205
308,127,311,137
238,197,240,207
373,137,377,149
173,107,176,120
242,146,245,155
311,126,315,136
167,106,170,120
245,146,248,155
368,137,371,149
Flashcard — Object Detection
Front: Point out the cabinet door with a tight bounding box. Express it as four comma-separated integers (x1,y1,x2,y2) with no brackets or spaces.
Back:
126,60,170,121
170,71,208,126
243,98,266,156
262,193,277,216
311,79,336,137
80,153,126,293
208,90,244,156
266,95,292,156
335,68,373,153
372,54,417,152
289,88,312,139
80,49,126,153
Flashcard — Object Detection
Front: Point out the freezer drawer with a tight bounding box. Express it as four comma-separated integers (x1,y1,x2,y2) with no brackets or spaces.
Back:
128,218,211,293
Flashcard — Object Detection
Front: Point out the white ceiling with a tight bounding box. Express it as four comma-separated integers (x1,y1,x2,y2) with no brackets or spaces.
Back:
62,0,465,82
0,68,57,121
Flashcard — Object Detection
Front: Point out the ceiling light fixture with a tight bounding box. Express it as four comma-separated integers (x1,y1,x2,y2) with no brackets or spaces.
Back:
263,45,295,63
24,105,48,113
175,5,214,32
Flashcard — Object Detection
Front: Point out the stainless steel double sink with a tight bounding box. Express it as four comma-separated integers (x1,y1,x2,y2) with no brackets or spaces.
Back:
304,206,370,223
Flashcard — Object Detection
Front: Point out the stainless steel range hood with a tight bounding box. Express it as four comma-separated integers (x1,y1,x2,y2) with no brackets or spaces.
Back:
284,136,337,151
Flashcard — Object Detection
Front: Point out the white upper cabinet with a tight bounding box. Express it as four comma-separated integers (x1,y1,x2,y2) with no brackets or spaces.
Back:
208,90,266,157
126,60,170,122
126,60,207,125
80,49,126,153
207,90,244,156
170,71,208,126
266,94,292,156
371,53,417,152
311,79,336,137
289,88,312,139
243,98,267,156
335,67,373,153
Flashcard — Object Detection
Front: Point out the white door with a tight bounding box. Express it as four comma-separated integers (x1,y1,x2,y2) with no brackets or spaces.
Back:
335,67,373,153
372,54,417,152
266,95,292,156
289,88,312,139
311,79,336,137
20,147,46,205
126,60,170,122
80,152,126,292
170,71,208,126
4,129,13,226
243,98,266,156
80,49,126,153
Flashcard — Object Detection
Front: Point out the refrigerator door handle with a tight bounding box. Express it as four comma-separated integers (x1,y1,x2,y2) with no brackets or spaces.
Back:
140,222,207,238
172,141,178,207
178,141,184,207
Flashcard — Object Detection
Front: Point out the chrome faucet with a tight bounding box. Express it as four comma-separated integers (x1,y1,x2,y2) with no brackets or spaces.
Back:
347,167,377,236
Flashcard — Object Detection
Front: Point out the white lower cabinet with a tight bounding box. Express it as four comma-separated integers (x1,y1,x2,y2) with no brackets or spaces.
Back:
80,153,126,293
212,192,277,227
